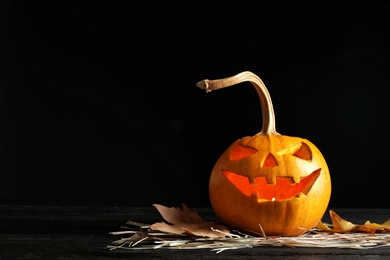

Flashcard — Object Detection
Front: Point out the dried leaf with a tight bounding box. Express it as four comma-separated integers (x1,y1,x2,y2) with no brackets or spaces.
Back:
150,204,231,238
153,203,204,224
382,219,390,228
356,219,390,234
317,210,390,235
357,221,385,234
329,210,357,232
317,211,356,233
316,220,333,232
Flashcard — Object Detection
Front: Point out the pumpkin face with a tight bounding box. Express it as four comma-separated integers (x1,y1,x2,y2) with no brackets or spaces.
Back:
197,71,332,237
209,135,331,236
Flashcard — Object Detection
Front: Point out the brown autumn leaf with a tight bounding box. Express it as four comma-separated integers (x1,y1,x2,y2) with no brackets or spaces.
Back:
357,221,386,234
382,219,390,228
329,210,357,232
317,210,390,234
150,204,232,238
316,219,333,232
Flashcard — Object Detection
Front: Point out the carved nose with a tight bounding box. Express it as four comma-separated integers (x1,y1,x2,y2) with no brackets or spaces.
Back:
262,153,278,168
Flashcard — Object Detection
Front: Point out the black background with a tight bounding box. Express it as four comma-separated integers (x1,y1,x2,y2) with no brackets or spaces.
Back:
1,1,389,208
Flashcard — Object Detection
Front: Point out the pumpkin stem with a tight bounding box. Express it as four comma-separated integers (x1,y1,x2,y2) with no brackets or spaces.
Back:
196,71,279,135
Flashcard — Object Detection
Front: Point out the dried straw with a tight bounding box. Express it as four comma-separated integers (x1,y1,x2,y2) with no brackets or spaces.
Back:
108,220,390,253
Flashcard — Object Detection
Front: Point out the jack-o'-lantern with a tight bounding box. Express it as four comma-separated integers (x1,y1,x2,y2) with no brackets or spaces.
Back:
196,71,331,237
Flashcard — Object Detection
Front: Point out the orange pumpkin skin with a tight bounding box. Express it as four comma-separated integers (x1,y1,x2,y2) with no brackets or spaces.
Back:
209,134,331,236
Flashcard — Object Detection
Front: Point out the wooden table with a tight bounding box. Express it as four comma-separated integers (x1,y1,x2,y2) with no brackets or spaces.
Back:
1,205,389,259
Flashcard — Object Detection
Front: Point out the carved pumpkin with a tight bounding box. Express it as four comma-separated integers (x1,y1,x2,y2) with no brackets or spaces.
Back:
196,71,331,237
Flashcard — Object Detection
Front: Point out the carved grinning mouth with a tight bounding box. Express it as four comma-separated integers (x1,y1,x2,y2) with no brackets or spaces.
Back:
222,169,321,202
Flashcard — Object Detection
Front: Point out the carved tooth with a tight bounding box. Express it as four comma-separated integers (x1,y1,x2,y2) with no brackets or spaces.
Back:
248,176,256,184
256,198,269,203
251,192,261,202
295,192,306,199
266,175,276,185
293,175,300,184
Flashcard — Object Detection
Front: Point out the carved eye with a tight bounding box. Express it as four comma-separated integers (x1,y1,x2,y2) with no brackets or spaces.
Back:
229,144,258,160
292,142,312,161
277,142,312,161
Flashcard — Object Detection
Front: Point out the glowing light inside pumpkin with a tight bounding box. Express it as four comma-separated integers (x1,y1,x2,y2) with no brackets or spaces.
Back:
223,169,321,201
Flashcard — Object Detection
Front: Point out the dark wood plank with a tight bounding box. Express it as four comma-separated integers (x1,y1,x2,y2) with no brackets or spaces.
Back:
1,205,390,259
